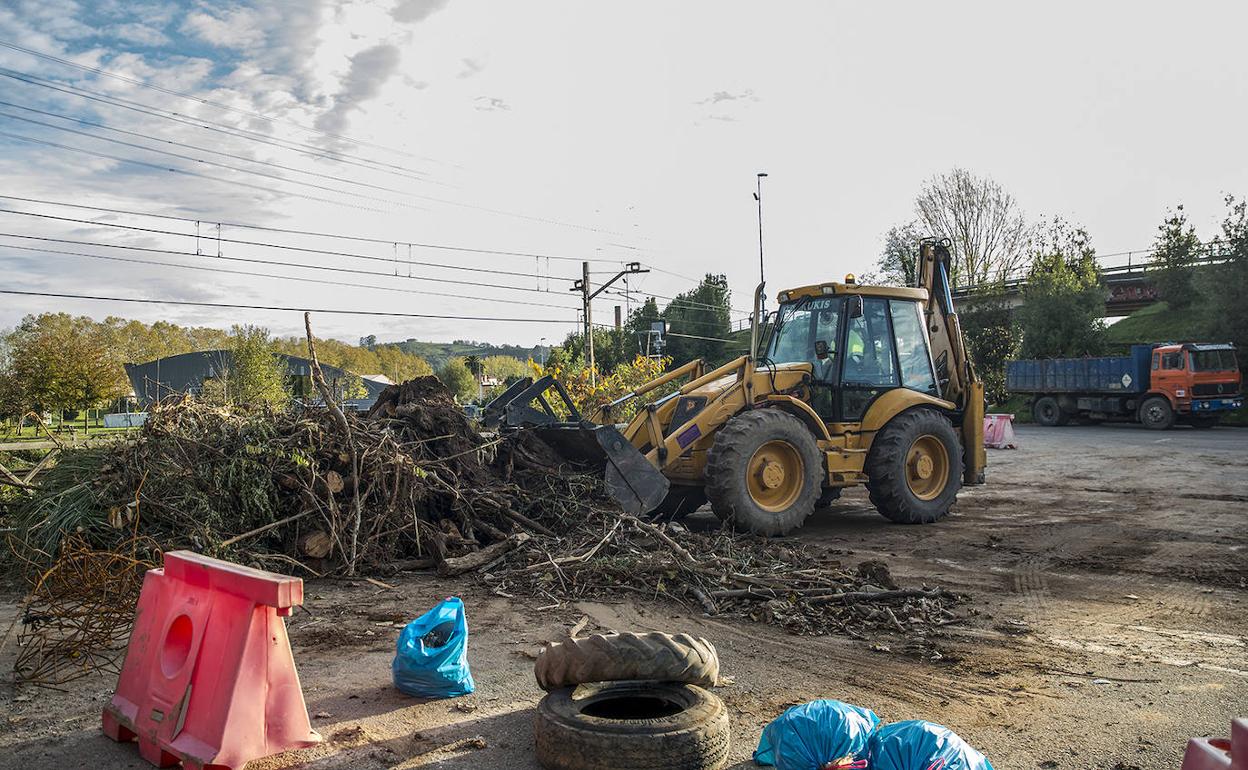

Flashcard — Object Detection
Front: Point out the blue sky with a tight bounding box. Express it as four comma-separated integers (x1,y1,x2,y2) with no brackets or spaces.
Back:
1,1,1246,346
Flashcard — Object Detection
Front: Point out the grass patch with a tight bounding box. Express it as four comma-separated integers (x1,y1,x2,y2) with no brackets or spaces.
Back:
1104,301,1210,348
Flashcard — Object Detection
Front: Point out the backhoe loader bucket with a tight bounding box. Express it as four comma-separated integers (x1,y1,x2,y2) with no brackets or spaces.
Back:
484,377,670,514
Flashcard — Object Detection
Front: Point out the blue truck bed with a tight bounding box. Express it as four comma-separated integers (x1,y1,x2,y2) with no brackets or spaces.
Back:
1006,345,1153,394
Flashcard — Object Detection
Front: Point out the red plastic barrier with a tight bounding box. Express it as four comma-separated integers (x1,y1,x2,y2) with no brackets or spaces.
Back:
103,551,321,769
1182,719,1247,770
983,413,1017,449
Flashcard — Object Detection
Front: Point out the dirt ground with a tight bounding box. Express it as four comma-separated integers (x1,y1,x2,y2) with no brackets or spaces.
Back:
1,422,1244,769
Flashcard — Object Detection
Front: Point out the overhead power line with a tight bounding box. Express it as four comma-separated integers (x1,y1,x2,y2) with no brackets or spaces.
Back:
0,100,446,199
0,239,579,310
0,38,442,164
0,195,622,264
0,288,578,323
0,109,433,212
0,231,581,300
0,128,392,213
0,65,647,238
0,67,436,185
0,206,583,281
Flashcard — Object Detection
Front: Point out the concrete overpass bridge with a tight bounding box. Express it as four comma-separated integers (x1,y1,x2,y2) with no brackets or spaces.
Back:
951,245,1230,317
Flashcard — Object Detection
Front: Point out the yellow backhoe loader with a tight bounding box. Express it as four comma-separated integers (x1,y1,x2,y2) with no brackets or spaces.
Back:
486,239,986,535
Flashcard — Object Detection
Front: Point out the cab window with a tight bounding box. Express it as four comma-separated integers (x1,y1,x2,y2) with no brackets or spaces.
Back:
766,296,841,383
889,299,937,395
842,298,899,387
1161,351,1183,370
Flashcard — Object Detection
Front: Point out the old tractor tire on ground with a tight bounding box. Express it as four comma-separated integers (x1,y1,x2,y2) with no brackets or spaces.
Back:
704,409,822,537
866,408,963,524
534,681,730,770
535,632,719,691
1140,396,1175,430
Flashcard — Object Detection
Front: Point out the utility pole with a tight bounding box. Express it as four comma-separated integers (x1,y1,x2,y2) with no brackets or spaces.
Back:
581,261,594,381
572,261,647,384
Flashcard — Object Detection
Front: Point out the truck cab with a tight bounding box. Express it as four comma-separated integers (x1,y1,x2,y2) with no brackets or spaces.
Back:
1145,343,1242,428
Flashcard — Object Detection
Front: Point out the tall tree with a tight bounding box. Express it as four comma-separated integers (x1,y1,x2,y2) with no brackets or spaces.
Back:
3,313,129,423
1148,205,1203,310
958,292,1020,404
1017,218,1106,358
661,274,732,366
915,168,1029,286
1207,196,1248,367
436,357,478,402
203,325,289,409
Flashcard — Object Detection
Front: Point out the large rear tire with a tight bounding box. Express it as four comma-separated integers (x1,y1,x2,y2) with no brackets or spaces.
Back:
534,681,730,770
866,408,963,524
1139,396,1174,430
704,409,821,537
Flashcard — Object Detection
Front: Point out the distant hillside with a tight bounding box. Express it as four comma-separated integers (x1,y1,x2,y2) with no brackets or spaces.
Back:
390,339,548,370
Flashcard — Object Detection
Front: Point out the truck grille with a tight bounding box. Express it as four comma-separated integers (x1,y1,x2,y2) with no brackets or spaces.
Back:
1193,382,1239,397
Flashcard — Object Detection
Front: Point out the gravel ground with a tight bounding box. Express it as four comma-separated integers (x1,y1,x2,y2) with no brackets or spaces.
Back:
1,422,1244,769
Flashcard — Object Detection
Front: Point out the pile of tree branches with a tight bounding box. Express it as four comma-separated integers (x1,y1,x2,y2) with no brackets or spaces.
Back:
7,376,592,579
484,510,961,659
7,372,963,671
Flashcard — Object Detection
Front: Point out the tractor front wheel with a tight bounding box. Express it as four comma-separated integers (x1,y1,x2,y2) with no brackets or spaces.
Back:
705,409,822,537
866,408,963,524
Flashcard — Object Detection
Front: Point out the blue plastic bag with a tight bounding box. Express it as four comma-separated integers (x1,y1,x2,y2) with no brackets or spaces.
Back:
392,597,475,698
754,700,880,769
868,720,994,770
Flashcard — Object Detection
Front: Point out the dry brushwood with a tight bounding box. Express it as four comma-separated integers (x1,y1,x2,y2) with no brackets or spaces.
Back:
6,536,159,687
7,372,964,672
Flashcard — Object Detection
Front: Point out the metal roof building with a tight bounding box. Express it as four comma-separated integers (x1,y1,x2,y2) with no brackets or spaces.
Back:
123,350,388,410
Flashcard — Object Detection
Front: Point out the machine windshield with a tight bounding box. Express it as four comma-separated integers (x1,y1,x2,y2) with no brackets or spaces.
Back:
766,296,841,381
1188,348,1238,372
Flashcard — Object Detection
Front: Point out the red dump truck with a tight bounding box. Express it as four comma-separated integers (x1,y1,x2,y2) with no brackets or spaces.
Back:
1006,342,1242,429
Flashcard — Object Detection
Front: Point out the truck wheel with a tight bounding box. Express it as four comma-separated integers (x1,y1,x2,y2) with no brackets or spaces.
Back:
1033,397,1063,427
866,408,963,524
1140,396,1174,430
1189,415,1220,429
705,409,822,537
534,681,730,770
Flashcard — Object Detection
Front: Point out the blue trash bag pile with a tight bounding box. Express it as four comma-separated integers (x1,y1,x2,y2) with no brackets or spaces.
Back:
754,700,993,770
868,720,994,770
392,597,476,699
754,700,879,770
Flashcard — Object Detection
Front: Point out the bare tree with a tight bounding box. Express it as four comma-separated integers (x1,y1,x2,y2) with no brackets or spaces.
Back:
915,168,1028,286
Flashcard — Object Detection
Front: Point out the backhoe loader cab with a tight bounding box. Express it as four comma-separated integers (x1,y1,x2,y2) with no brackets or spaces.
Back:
486,239,986,536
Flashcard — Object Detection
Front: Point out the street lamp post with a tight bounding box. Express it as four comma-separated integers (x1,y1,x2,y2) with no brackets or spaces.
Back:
754,171,768,316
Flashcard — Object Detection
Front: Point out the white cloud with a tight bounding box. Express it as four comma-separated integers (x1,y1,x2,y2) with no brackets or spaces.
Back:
457,57,484,79
391,0,450,24
108,22,171,47
314,44,403,135
473,96,510,112
180,7,267,50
